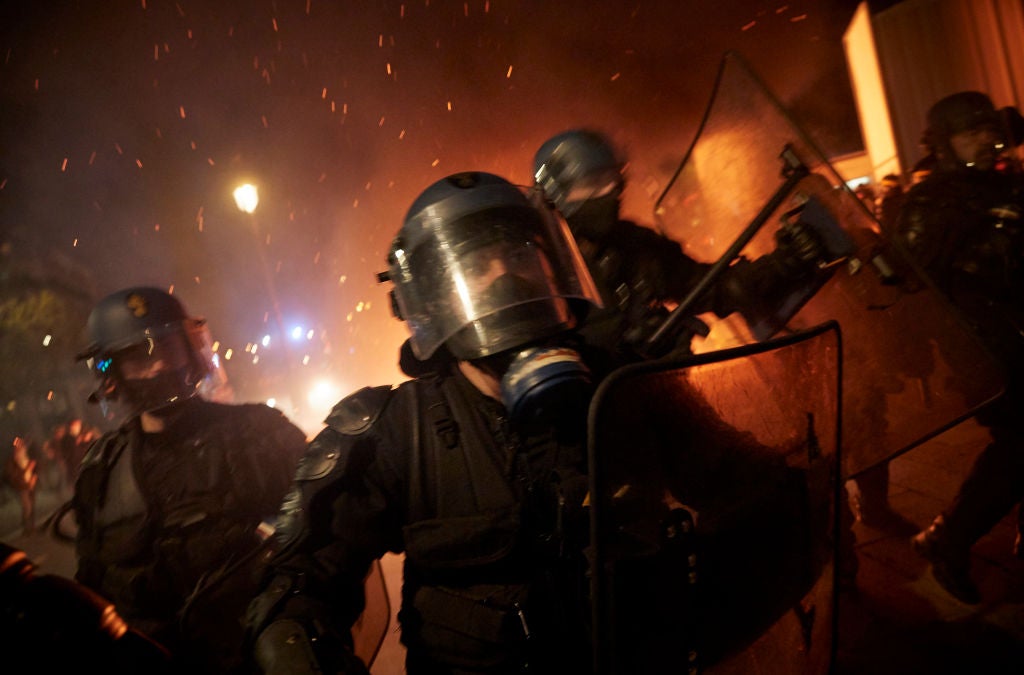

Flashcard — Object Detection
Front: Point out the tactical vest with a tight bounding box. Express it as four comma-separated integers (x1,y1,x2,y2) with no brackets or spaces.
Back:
295,373,590,672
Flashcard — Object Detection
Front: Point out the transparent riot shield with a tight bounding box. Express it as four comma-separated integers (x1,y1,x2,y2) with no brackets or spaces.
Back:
589,322,840,674
651,51,1004,478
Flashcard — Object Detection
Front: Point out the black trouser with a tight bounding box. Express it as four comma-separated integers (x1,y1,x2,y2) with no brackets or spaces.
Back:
943,396,1024,551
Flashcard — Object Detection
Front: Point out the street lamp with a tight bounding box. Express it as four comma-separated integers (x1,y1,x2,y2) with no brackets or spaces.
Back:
233,182,301,417
233,183,259,214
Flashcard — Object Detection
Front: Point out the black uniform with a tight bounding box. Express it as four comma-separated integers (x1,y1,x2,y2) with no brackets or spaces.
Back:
574,216,810,372
899,166,1024,557
248,364,591,674
72,398,307,673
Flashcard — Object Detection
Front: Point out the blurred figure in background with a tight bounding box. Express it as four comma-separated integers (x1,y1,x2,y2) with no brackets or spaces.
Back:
898,91,1024,604
70,286,308,673
531,128,827,373
4,435,39,536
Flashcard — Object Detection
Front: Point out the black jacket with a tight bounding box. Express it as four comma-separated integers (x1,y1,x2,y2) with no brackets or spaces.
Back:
250,366,591,674
73,398,307,673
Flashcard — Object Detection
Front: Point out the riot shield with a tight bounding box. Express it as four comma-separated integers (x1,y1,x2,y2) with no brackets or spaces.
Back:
652,51,1004,478
589,323,840,674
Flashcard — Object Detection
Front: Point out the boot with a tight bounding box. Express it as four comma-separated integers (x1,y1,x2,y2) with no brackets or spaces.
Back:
911,516,980,604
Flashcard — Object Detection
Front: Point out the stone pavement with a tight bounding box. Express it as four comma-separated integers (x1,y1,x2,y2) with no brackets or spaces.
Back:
835,418,1024,674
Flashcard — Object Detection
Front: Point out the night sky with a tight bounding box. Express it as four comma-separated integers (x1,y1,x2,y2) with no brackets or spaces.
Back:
1,0,863,432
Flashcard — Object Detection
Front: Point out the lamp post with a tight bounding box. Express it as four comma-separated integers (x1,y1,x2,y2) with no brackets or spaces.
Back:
233,183,301,417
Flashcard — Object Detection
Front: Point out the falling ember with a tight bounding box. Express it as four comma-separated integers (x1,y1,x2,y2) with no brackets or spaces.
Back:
179,105,186,118
114,143,123,154
610,72,620,81
272,18,279,32
790,14,807,22
386,63,392,75
47,391,54,401
136,159,143,168
73,238,78,247
154,223,160,231
302,355,311,365
321,87,327,99
378,116,385,127
89,151,96,164
431,158,440,167
399,129,406,139
61,158,68,172
447,101,452,111
742,21,756,31
506,65,513,78
261,116,269,128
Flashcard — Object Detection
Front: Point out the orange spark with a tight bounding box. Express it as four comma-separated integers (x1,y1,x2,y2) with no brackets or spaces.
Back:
506,65,513,78
179,105,186,118
61,158,68,172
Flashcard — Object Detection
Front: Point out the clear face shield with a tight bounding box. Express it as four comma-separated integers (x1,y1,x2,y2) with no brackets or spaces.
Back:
390,190,601,361
389,184,602,428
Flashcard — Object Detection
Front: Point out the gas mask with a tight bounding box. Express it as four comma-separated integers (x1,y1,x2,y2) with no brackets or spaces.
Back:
498,343,592,431
565,193,621,241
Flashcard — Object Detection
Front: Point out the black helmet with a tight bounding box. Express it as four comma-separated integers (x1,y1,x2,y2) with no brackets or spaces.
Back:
78,287,216,416
922,91,1000,149
383,172,601,360
533,129,624,216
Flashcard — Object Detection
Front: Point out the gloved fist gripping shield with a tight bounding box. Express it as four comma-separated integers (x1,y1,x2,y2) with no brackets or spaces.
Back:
652,51,1005,478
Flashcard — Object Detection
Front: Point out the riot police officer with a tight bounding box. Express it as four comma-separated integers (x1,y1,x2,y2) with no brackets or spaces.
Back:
246,172,601,674
532,128,824,372
71,286,308,672
900,91,1024,604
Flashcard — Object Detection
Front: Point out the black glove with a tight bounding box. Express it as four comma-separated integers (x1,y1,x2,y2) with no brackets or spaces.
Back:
773,217,828,276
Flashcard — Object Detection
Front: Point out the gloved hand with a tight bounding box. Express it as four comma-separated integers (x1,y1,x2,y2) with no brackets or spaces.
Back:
773,217,828,276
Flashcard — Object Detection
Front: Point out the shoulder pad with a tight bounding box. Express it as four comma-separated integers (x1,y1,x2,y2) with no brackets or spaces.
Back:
324,385,393,436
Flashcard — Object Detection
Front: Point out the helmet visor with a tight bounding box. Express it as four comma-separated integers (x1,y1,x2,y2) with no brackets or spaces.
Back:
86,329,205,417
392,198,601,359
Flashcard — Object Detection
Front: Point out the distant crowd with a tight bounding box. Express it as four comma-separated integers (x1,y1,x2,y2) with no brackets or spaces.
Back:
2,417,100,536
